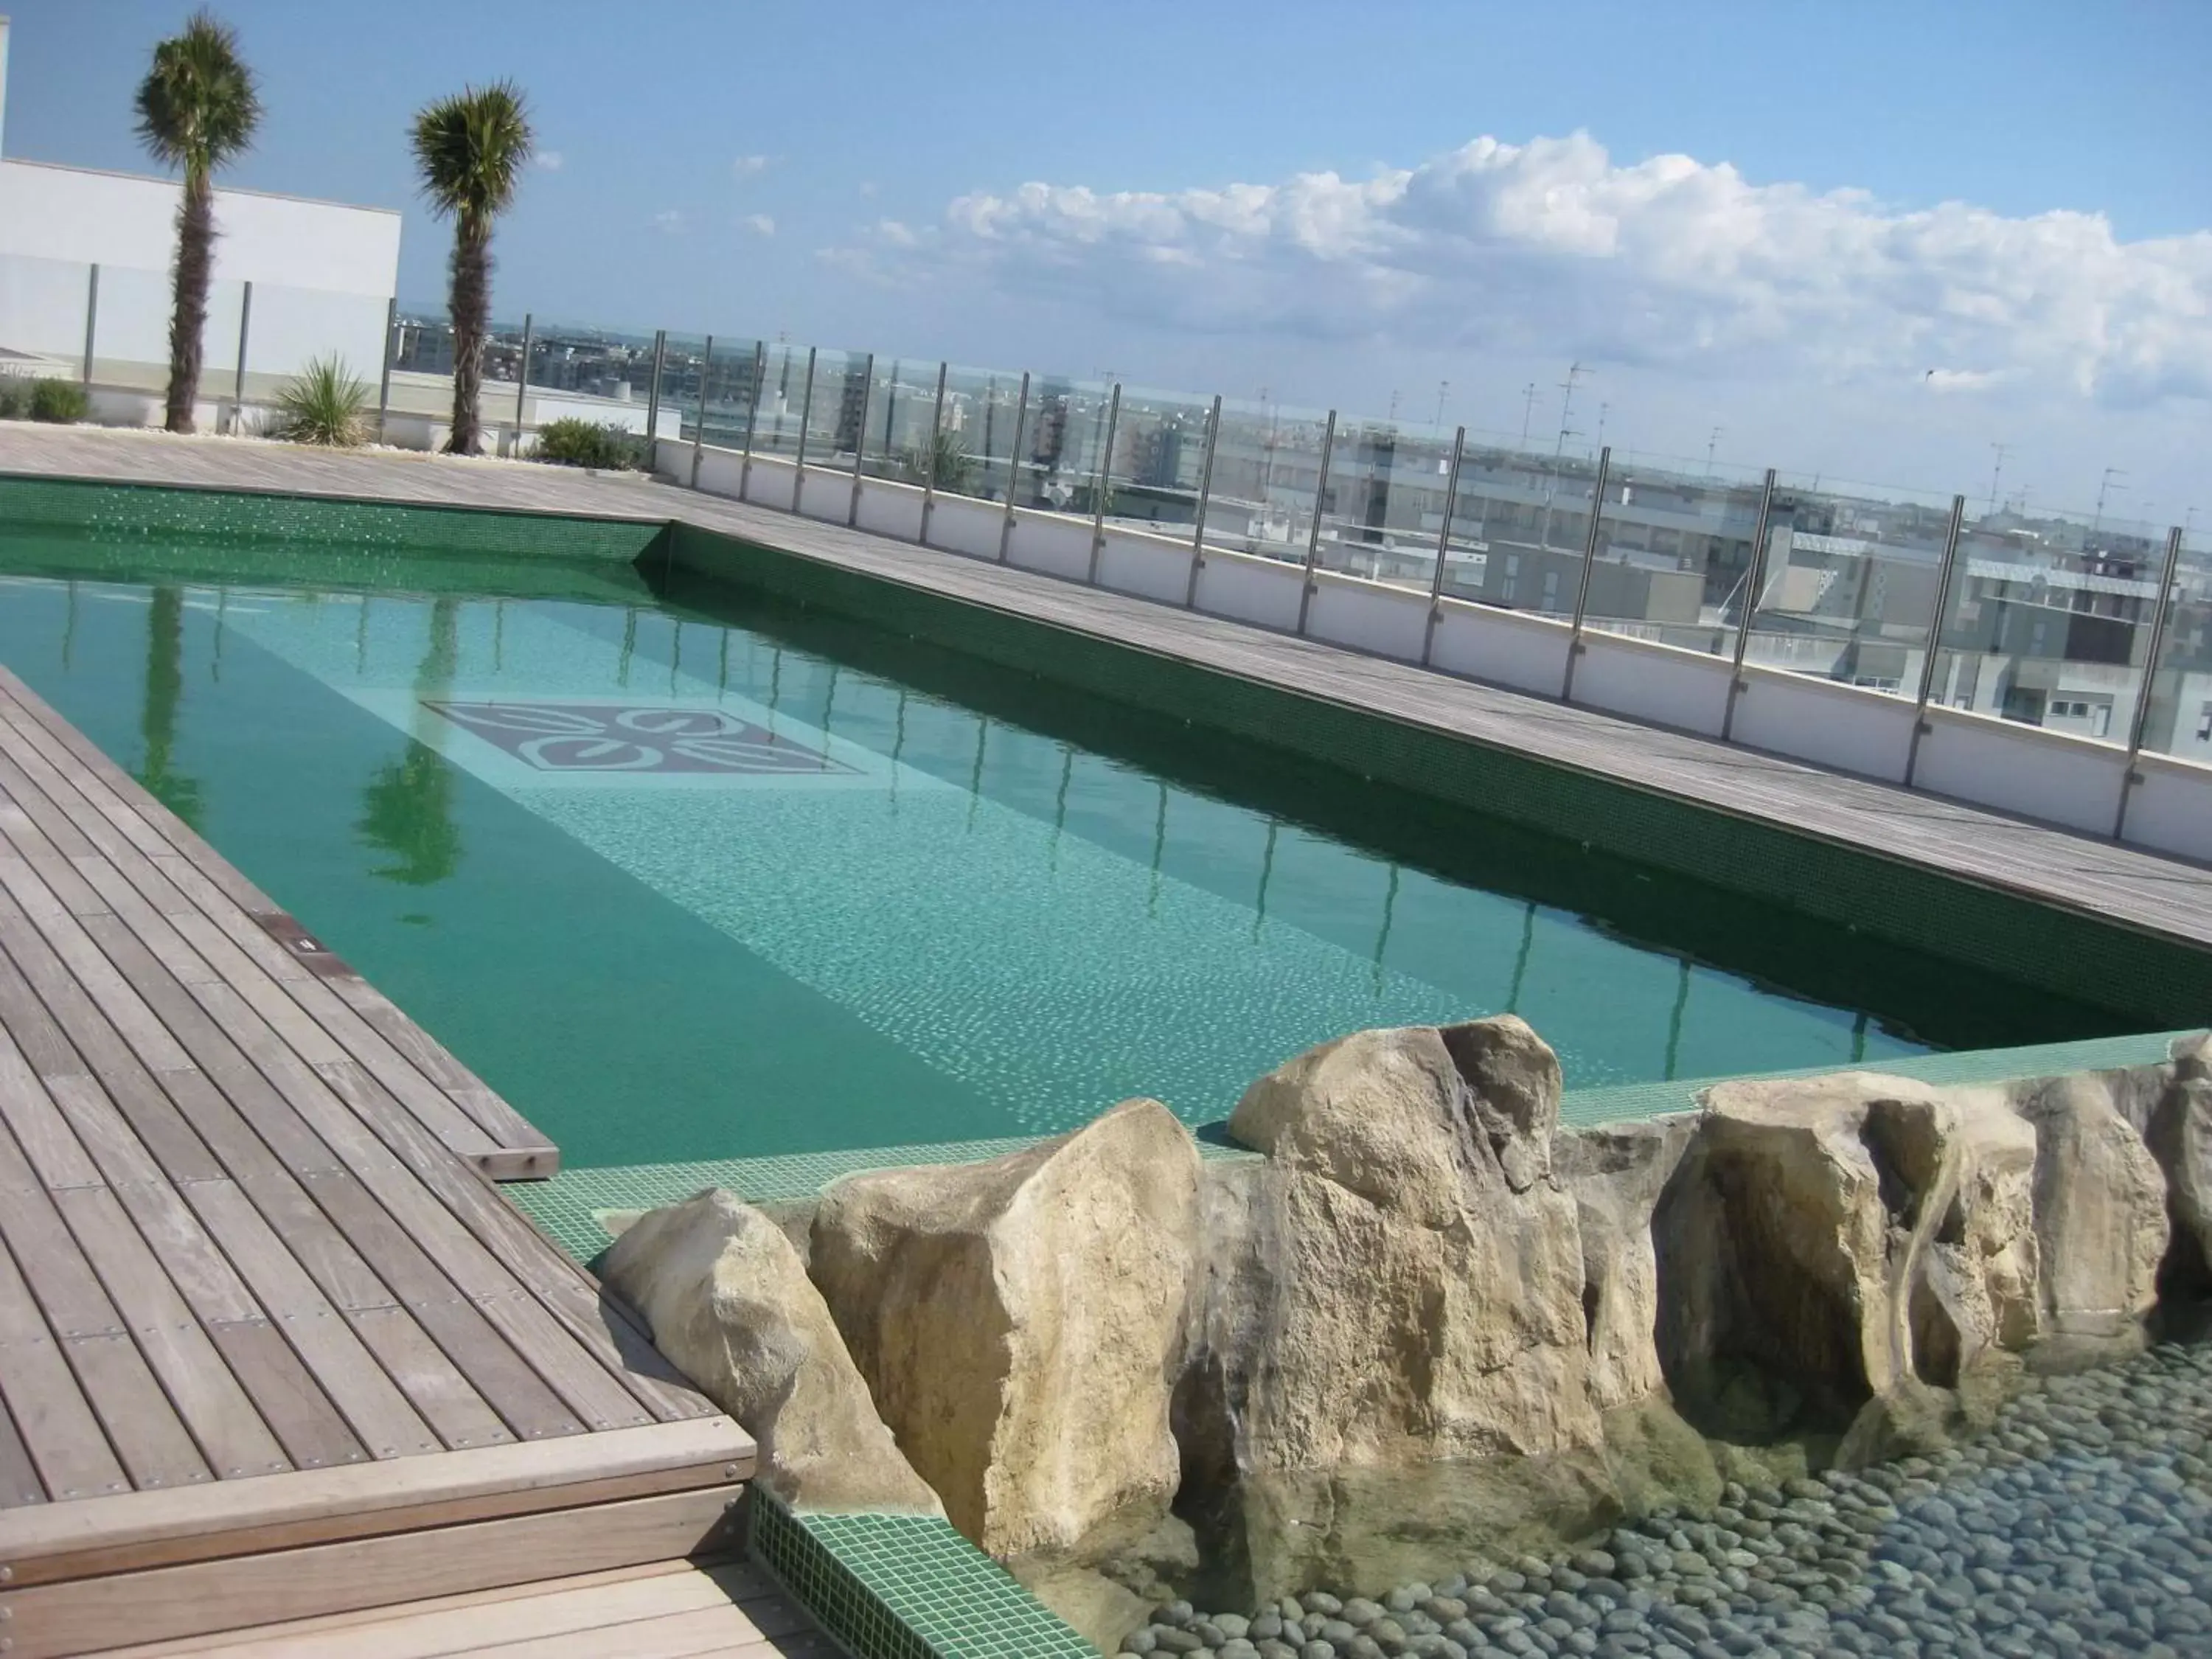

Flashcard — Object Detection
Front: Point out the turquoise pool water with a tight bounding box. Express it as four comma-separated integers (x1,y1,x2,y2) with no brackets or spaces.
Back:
0,534,2131,1166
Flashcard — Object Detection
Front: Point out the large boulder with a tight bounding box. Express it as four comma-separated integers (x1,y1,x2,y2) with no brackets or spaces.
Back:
807,1098,1202,1561
600,1189,942,1515
1656,1072,2039,1453
1554,1117,1698,1413
2009,1071,2169,1354
1192,1017,1601,1476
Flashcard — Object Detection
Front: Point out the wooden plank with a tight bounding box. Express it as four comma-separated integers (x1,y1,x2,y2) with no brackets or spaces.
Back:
0,1485,745,1658
0,885,192,1074
60,1333,213,1492
0,1026,104,1189
48,1183,291,1481
202,1318,369,1472
180,1180,441,1461
94,1559,787,1659
0,914,94,1081
0,1385,46,1508
459,1595,813,1659
0,1417,750,1570
343,1305,515,1454
0,1233,128,1502
0,1124,126,1340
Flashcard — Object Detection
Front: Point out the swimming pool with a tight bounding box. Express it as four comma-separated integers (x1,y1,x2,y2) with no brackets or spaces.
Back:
0,521,2132,1168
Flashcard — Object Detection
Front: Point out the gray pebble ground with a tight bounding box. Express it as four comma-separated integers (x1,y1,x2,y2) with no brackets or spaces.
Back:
1121,1337,2212,1659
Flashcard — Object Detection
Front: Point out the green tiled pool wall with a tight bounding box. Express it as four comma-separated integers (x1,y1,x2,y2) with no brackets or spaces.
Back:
0,473,668,562
663,523,2212,1034
751,1492,1094,1659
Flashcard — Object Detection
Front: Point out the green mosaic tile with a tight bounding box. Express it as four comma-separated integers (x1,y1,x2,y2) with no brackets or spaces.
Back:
751,1491,1093,1659
0,473,667,563
660,522,2212,1034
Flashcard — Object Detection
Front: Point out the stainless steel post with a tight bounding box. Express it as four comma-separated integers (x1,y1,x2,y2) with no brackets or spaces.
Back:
919,361,949,546
81,264,99,386
848,351,875,527
375,296,396,444
233,280,252,423
1184,394,1223,608
689,333,712,487
1902,494,1969,789
1086,383,1123,583
644,328,667,453
2113,524,2188,841
1559,446,1614,701
739,341,765,497
513,312,532,439
998,371,1031,563
1421,425,1468,666
1719,467,1780,742
792,345,818,507
1295,410,1339,636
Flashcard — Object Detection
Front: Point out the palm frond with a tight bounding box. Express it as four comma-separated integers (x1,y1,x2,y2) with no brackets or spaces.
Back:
410,83,534,221
133,9,260,177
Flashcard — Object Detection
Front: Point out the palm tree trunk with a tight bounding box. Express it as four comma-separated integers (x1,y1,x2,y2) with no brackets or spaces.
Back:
445,212,490,454
164,167,216,434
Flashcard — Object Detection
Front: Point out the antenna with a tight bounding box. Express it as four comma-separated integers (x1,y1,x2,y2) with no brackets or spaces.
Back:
1988,442,2010,515
1433,380,1449,427
2093,466,2129,532
1705,425,1724,480
1518,382,1537,448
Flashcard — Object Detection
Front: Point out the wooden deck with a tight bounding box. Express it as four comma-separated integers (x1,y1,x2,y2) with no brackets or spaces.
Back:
100,1557,828,1658
4,424,2211,961
0,660,761,1656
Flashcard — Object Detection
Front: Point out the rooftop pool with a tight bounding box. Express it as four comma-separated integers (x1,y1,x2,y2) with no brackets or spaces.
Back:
0,524,2132,1168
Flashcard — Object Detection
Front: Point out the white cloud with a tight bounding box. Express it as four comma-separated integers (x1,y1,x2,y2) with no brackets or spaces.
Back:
858,180,878,198
533,150,564,173
742,213,776,238
654,209,686,234
838,132,2212,411
733,154,772,178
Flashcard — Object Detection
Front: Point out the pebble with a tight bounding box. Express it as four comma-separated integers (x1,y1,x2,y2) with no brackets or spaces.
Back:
1133,1332,2212,1658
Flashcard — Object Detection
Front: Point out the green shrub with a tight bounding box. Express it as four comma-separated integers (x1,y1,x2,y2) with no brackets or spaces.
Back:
273,355,370,446
28,378,89,422
0,380,25,420
533,417,649,470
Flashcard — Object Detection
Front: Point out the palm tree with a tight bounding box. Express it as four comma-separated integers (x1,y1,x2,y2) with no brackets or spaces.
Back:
137,587,204,827
410,84,533,455
134,11,261,435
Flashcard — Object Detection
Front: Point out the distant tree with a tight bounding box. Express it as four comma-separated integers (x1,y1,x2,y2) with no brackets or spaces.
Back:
410,83,533,455
133,10,261,434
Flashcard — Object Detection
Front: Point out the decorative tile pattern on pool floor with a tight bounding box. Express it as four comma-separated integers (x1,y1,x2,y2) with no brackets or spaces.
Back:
427,699,860,775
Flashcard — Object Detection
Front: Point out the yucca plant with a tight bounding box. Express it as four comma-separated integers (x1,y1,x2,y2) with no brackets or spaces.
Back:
410,83,532,456
902,428,977,493
134,11,261,434
273,356,369,445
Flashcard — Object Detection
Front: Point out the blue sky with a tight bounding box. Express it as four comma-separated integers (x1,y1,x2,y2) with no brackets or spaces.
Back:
7,0,2209,513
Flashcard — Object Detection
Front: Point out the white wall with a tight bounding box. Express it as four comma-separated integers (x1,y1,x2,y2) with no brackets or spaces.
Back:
649,436,2212,863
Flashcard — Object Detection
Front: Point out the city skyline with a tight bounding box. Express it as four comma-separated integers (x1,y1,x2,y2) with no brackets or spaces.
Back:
5,0,2206,518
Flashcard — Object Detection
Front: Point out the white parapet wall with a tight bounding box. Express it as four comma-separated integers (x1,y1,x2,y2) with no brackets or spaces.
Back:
653,434,2212,865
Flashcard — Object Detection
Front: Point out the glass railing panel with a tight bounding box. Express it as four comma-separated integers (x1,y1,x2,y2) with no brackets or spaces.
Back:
692,335,767,449
1580,458,1770,654
84,263,244,401
518,313,661,434
1925,495,2163,740
748,343,809,460
0,251,95,388
240,279,387,404
1312,417,1456,595
934,363,1027,506
1009,375,1116,519
1440,445,1607,616
801,347,868,468
387,302,458,422
658,332,709,441
1741,473,1959,698
859,358,947,483
1096,386,1214,539
2141,524,2211,764
1197,393,1335,566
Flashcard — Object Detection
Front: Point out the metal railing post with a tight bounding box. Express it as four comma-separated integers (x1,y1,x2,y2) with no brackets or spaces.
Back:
998,371,1031,563
375,296,396,444
1184,394,1222,608
1086,383,1123,583
232,280,252,426
1902,494,1969,789
81,264,99,386
739,341,765,498
792,345,818,508
848,351,875,527
644,328,667,452
1296,410,1339,636
1719,467,1779,742
512,312,532,439
1421,425,1468,665
2114,524,2188,842
919,361,949,546
1559,446,1614,701
689,333,712,487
